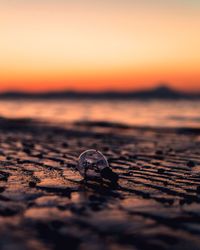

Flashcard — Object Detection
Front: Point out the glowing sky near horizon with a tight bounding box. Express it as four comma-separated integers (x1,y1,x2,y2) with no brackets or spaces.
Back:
0,0,200,92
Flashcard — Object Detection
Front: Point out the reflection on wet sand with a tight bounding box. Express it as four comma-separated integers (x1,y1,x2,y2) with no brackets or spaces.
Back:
0,99,200,128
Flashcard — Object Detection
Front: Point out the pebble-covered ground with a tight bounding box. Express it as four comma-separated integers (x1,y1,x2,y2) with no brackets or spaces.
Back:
0,118,200,250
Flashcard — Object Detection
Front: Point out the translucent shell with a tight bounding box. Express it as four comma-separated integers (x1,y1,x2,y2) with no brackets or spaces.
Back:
77,149,109,179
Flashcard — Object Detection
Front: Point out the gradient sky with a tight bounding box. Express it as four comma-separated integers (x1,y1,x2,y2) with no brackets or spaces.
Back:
0,0,200,92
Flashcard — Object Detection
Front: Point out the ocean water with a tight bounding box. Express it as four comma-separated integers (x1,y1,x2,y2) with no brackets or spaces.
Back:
0,99,200,128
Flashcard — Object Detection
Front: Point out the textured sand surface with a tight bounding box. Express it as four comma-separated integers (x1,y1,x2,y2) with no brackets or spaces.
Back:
0,118,200,250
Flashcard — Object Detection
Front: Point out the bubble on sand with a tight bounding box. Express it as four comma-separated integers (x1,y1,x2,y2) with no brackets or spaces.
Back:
77,149,118,183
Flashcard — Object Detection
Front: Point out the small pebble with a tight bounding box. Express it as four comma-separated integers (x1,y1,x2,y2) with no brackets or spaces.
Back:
23,148,31,155
0,187,5,193
187,161,195,168
101,167,119,183
158,168,165,174
29,181,37,188
156,150,163,155
62,142,68,148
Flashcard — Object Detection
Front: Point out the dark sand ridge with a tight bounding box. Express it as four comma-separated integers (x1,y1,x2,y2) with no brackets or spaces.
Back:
0,117,200,249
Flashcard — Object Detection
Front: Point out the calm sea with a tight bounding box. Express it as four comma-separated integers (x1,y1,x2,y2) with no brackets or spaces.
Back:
0,99,200,128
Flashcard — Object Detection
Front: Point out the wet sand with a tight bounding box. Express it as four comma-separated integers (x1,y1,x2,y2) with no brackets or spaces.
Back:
0,117,200,250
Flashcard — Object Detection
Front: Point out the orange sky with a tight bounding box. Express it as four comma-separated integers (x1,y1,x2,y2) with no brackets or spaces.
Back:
0,0,200,92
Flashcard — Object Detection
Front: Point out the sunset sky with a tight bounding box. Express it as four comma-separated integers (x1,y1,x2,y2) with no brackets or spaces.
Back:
0,0,200,92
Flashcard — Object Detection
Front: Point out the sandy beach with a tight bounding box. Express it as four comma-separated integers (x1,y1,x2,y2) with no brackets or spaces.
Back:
0,117,200,250
1,0,200,248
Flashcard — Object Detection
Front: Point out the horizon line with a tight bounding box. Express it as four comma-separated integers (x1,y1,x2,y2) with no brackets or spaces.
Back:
0,84,199,94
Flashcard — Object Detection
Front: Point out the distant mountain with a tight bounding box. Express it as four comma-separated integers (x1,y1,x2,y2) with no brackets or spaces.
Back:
0,85,199,100
125,85,184,99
